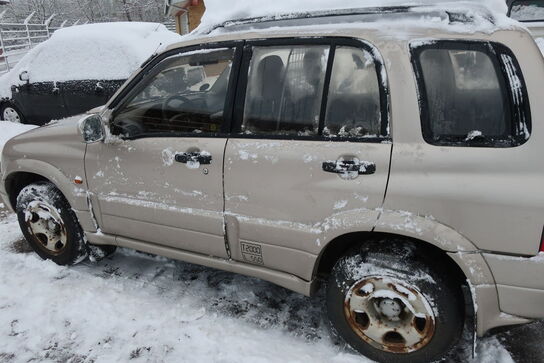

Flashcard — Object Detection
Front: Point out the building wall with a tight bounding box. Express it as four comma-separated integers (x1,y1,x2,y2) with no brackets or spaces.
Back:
174,0,206,34
188,1,206,31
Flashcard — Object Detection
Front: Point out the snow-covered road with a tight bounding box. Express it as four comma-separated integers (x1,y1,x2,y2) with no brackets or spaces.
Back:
0,203,524,363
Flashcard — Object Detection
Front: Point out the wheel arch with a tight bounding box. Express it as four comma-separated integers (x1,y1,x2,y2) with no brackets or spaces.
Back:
4,171,50,210
314,231,469,287
3,164,88,213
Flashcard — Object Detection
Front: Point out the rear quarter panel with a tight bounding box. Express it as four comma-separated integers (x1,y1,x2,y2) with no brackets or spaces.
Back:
379,30,544,256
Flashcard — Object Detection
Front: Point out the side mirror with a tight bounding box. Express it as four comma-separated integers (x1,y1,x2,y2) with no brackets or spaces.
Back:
19,71,29,82
78,114,105,144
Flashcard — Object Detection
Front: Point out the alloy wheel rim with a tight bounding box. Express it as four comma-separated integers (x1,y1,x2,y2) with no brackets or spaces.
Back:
24,200,67,255
3,107,21,123
344,276,436,353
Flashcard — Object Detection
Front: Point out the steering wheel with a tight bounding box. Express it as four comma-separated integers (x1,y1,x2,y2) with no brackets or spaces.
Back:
161,95,194,121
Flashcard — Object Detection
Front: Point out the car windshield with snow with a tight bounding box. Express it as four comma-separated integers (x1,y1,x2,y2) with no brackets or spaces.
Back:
1,5,543,362
0,22,180,125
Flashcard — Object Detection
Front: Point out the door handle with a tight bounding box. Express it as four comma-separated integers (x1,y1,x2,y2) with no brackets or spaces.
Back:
322,160,376,175
175,152,212,165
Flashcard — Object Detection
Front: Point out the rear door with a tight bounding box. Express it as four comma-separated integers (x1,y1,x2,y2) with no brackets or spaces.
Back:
85,44,241,257
223,39,392,280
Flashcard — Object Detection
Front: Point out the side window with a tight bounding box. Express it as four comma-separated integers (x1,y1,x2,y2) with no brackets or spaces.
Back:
324,47,382,138
112,48,235,138
412,42,530,147
242,45,330,136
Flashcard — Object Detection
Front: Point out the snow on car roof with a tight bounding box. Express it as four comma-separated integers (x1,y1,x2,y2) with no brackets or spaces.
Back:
198,4,499,35
165,1,522,53
0,22,182,98
193,0,511,34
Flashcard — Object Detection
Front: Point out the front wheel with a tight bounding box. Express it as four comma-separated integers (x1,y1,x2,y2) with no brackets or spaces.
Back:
16,182,88,265
326,241,465,362
1,102,25,124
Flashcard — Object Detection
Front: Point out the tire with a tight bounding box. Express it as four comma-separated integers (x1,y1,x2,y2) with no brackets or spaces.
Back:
16,182,88,265
326,240,465,363
1,102,25,124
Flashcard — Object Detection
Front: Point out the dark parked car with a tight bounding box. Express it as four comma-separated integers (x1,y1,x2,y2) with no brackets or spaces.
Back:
0,22,180,125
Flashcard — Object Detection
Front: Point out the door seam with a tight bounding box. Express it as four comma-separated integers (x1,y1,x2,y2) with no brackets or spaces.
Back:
222,138,232,259
373,142,394,232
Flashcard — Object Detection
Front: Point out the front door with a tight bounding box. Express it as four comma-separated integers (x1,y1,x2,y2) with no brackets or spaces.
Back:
85,45,240,257
224,40,392,279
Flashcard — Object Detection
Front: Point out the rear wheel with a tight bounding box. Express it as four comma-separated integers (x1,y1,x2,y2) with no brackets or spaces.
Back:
16,182,88,265
326,241,465,362
1,103,25,124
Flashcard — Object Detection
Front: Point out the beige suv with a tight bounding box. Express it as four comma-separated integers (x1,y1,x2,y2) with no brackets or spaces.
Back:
1,6,543,362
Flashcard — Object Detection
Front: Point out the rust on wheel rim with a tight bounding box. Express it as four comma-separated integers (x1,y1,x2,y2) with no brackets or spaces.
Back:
24,200,67,256
344,276,436,353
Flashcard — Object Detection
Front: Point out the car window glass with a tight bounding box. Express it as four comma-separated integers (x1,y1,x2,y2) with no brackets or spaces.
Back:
112,48,234,138
242,45,329,136
324,46,381,138
418,47,512,145
510,0,544,21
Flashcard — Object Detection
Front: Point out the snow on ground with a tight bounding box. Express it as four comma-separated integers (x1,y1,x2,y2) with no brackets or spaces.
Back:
0,212,516,363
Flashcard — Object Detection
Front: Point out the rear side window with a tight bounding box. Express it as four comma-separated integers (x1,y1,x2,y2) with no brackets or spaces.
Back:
411,41,531,147
239,41,389,141
242,45,330,136
324,46,382,138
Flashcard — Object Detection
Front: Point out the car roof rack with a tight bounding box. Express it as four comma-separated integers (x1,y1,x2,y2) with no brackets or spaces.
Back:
199,5,496,34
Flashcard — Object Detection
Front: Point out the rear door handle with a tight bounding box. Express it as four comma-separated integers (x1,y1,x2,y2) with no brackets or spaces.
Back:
175,152,212,165
322,160,376,175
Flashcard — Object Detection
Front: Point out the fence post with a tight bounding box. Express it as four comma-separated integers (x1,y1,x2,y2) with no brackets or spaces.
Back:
24,12,35,49
0,28,9,73
45,14,56,38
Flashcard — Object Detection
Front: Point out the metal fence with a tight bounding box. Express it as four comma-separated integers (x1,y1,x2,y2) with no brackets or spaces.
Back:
0,13,74,75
